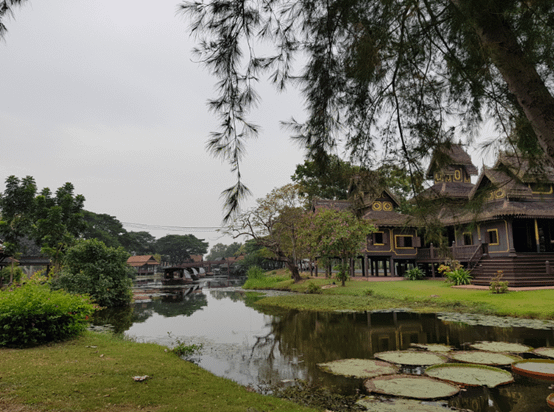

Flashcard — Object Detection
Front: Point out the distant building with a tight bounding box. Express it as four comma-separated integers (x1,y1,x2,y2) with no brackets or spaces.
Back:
127,255,160,276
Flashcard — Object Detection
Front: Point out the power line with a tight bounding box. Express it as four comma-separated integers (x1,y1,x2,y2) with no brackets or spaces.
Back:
122,222,222,232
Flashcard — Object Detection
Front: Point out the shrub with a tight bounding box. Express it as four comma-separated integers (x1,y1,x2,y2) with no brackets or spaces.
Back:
490,270,509,294
305,282,322,294
363,287,373,296
0,265,25,284
404,267,425,281
167,332,203,361
52,239,133,307
246,266,265,280
445,268,472,286
0,283,95,347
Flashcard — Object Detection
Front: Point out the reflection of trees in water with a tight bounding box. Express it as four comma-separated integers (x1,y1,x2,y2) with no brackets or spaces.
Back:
264,310,554,403
209,290,246,302
92,305,135,334
140,292,208,318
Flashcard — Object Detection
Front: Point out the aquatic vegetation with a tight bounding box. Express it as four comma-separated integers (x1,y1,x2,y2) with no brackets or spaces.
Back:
410,343,453,353
357,397,465,412
533,347,554,359
364,374,459,399
425,363,514,387
374,350,448,366
317,358,398,379
468,341,533,353
449,351,522,366
512,359,554,381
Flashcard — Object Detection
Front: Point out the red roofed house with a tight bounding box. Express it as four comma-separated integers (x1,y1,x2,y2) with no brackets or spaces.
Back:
127,255,160,276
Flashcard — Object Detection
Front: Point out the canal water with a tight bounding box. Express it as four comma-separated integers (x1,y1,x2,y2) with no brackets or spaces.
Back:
93,277,554,412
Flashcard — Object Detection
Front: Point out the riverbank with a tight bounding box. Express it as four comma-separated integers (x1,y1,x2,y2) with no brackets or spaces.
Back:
0,331,318,412
244,271,554,319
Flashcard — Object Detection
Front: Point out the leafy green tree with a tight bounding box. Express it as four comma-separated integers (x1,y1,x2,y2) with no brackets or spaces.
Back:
205,242,242,261
156,234,208,266
53,238,133,307
120,231,157,255
291,154,363,205
227,184,307,281
82,211,126,249
180,0,554,217
32,183,86,272
0,176,37,283
300,208,374,286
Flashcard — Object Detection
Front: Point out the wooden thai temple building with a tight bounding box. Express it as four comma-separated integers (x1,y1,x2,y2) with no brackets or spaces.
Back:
316,144,554,287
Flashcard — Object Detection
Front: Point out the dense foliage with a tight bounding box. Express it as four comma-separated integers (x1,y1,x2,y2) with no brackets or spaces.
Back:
205,241,242,261
0,282,95,347
53,239,133,307
180,0,554,218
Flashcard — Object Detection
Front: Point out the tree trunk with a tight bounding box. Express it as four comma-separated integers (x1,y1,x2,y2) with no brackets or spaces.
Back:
286,260,302,282
451,0,554,161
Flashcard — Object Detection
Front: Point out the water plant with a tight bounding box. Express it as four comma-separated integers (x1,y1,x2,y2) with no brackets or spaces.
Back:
317,358,398,379
364,374,459,399
468,341,533,353
425,363,514,387
167,332,203,360
374,350,448,366
449,351,521,366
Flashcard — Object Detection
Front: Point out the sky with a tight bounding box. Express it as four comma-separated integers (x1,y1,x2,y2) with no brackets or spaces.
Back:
0,0,307,248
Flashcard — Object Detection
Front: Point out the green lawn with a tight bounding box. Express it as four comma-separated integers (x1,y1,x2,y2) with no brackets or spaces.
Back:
245,273,554,319
0,332,318,412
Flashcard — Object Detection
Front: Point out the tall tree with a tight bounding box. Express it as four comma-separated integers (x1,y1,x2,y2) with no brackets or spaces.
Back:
156,234,208,266
82,211,126,249
226,184,307,281
205,242,242,261
120,231,157,256
181,0,554,217
291,154,363,205
300,208,375,286
0,175,36,282
33,183,86,271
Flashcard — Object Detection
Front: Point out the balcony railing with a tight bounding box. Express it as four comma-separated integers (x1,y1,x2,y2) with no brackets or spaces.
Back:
416,243,483,262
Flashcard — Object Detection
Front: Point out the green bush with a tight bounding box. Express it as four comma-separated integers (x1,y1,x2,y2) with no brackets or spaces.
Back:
404,267,425,281
363,287,374,296
246,266,265,280
305,282,322,294
0,265,25,284
52,239,133,307
0,283,95,347
445,268,472,286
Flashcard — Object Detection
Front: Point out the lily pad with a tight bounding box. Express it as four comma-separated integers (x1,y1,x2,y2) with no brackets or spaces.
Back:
374,350,448,366
547,393,554,409
468,341,532,353
410,343,453,353
357,397,465,411
533,347,554,359
425,363,514,388
449,351,522,366
317,358,399,378
364,374,460,399
512,359,554,381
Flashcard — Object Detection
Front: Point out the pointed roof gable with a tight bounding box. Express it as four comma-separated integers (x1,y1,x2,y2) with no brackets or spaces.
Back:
425,143,478,179
127,255,160,267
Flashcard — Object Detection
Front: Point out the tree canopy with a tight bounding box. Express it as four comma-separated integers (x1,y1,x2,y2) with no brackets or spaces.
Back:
205,242,242,261
180,0,554,217
156,234,209,266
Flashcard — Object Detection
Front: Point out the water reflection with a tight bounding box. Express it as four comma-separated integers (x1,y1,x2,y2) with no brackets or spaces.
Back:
92,280,554,411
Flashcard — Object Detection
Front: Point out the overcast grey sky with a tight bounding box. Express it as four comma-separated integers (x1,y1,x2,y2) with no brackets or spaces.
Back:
0,0,307,248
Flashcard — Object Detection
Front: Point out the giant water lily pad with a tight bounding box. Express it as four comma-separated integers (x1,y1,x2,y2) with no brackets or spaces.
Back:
425,363,514,387
364,374,460,399
317,358,399,378
468,341,532,353
449,351,522,366
357,397,465,411
512,360,554,381
410,343,453,353
533,347,554,359
374,350,448,366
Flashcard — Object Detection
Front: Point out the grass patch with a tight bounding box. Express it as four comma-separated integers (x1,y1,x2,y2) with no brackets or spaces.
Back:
0,331,318,412
249,276,554,319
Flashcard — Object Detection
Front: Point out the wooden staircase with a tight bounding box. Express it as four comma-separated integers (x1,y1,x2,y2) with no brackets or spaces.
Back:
471,253,554,287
